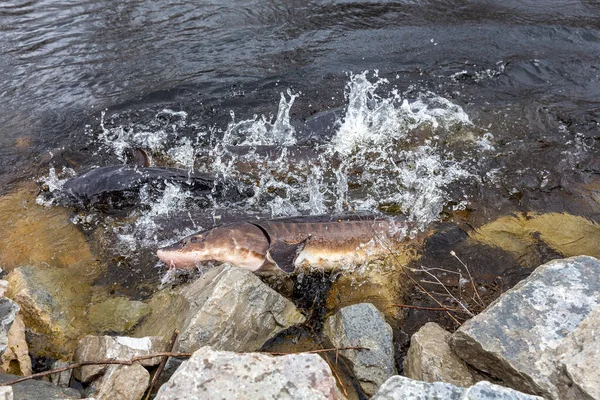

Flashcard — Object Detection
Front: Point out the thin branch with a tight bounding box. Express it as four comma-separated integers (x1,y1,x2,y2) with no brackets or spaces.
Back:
450,250,485,308
1,347,368,387
144,330,179,400
392,304,468,312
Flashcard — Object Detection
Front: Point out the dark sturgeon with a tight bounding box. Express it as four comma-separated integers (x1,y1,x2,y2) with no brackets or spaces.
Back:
157,214,411,273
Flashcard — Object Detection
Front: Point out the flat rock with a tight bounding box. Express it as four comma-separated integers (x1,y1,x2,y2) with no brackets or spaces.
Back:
175,264,306,353
155,346,339,400
0,315,31,376
73,335,167,383
93,364,150,400
555,305,600,400
0,373,81,399
323,303,396,396
404,322,474,387
450,256,600,399
0,299,19,357
371,376,542,400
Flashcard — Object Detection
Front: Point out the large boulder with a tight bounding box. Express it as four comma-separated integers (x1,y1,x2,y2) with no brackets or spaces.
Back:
554,305,600,399
155,346,340,400
323,303,396,396
450,256,600,399
404,322,474,387
371,376,542,400
73,335,167,382
174,264,306,353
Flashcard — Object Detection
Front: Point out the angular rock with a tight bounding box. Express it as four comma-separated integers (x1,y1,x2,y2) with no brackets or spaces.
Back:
0,315,31,376
73,335,167,383
555,305,600,400
404,322,474,387
0,373,81,399
323,303,396,396
371,376,542,400
175,264,306,353
0,299,19,357
7,266,150,358
155,346,339,400
94,364,150,400
0,281,8,298
450,256,600,399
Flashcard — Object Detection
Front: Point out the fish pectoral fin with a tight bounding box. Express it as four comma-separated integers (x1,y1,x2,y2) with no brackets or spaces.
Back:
267,238,309,273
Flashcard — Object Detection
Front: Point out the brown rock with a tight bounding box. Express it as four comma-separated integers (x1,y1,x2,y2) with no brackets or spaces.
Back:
0,315,31,376
404,322,474,387
94,364,150,400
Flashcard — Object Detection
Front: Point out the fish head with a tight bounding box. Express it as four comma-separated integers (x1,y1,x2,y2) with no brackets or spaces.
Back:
157,229,215,269
157,223,270,270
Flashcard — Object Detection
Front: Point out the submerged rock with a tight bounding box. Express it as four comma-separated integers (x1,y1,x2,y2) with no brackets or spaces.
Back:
323,303,396,396
175,264,306,353
73,335,167,382
155,346,339,400
0,315,31,376
0,299,19,357
404,322,474,387
7,266,152,358
450,256,600,399
371,376,542,400
92,364,150,400
555,305,600,400
0,373,81,399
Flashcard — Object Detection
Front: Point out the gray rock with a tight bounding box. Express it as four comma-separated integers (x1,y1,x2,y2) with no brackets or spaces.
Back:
0,299,19,357
404,322,474,387
450,256,600,399
73,336,167,383
93,364,150,400
555,305,600,400
371,376,543,400
175,264,306,353
155,346,340,400
50,360,72,388
0,373,81,399
322,303,396,396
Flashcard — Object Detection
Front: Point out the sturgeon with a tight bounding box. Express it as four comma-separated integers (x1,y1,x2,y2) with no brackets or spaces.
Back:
157,214,411,273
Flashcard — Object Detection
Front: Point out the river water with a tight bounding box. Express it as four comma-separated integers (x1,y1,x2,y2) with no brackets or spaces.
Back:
1,0,600,384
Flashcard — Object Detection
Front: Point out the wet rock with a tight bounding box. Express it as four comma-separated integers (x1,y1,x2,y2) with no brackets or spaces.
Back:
404,322,474,387
93,364,150,400
87,297,151,333
175,264,306,353
0,299,19,357
450,256,600,399
7,266,150,358
322,303,396,396
371,376,542,400
0,373,81,399
555,305,600,400
73,335,167,382
0,315,32,376
155,346,339,400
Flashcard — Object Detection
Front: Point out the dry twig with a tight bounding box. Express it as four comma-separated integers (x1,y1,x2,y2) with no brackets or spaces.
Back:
143,330,179,400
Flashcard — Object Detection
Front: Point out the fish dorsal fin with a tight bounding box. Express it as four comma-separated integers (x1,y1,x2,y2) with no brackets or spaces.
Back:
266,237,310,273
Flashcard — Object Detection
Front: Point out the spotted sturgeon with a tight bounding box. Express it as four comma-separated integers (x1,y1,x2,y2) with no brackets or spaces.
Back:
157,214,411,273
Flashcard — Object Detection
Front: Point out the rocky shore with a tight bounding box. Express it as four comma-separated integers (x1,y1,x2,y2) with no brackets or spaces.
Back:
0,201,599,400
